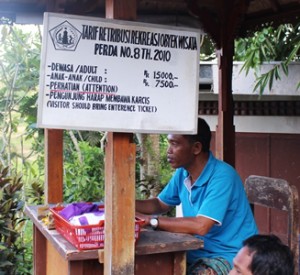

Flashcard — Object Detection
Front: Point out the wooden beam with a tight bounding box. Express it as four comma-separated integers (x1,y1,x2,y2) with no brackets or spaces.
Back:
215,45,235,166
44,129,63,204
103,2,137,274
44,0,65,207
106,0,136,20
214,1,235,166
33,225,47,275
103,132,136,275
215,0,249,166
173,252,186,275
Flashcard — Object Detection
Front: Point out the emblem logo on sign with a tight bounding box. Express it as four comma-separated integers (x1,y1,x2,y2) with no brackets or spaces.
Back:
49,20,82,51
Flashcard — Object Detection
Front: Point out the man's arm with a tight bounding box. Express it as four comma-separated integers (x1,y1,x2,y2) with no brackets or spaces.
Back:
152,215,216,236
136,198,216,236
136,197,171,214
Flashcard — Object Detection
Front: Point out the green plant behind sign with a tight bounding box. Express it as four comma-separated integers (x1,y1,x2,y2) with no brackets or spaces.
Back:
234,22,300,95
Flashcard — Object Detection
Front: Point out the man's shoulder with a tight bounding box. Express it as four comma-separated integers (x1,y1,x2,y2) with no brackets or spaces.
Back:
208,154,242,183
211,154,236,172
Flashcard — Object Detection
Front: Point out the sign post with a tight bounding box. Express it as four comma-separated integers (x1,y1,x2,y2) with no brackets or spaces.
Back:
38,10,200,274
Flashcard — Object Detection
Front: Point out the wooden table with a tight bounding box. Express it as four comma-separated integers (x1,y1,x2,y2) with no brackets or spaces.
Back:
25,205,203,275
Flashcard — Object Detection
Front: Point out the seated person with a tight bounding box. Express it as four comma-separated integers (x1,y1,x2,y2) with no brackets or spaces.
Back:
136,117,258,274
229,234,294,275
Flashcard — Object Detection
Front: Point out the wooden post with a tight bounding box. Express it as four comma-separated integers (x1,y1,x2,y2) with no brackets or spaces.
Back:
214,0,249,167
43,2,64,205
215,45,235,167
103,133,136,274
103,1,137,274
106,0,137,21
44,129,64,203
37,3,65,274
33,225,47,275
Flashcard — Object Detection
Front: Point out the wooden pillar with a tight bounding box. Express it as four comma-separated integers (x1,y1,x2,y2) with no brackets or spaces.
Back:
103,1,137,274
44,129,64,204
44,1,65,204
214,1,235,166
106,0,137,20
33,225,47,275
37,4,65,275
215,44,235,166
214,0,249,167
103,133,136,274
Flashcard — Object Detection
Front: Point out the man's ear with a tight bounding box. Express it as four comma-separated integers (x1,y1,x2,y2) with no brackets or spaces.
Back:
193,141,202,155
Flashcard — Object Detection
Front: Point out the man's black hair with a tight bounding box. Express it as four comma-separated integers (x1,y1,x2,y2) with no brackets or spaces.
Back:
243,234,294,275
185,117,211,152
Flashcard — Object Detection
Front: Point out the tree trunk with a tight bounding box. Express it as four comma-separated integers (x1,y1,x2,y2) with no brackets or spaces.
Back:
138,133,161,198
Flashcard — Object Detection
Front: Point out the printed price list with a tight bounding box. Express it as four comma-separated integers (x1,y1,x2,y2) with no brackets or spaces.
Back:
143,70,179,88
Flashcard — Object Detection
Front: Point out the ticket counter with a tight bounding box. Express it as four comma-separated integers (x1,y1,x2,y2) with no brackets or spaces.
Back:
25,205,203,275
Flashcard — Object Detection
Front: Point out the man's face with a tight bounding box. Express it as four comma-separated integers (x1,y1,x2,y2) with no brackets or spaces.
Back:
166,134,196,169
229,246,254,275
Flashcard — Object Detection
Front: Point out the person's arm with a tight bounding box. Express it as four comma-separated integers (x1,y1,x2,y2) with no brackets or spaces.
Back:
136,197,216,235
136,197,171,214
155,215,215,235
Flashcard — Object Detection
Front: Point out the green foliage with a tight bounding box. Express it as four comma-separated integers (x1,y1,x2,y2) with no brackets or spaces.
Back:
234,23,300,95
0,164,32,275
0,24,43,174
26,180,44,205
159,134,174,184
0,24,42,275
135,134,173,199
135,135,173,199
64,141,105,203
199,35,216,61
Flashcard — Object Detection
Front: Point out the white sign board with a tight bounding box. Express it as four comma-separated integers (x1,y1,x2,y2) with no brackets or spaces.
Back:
37,13,200,134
